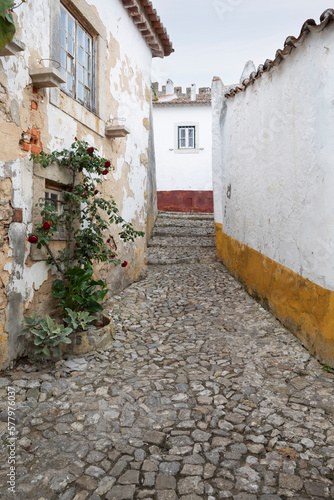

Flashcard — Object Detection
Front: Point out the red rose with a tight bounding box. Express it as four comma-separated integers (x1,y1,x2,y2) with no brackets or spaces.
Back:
68,186,74,192
121,261,128,267
107,238,111,243
85,186,89,190
111,254,115,258
105,161,111,168
102,250,106,254
83,193,87,198
94,190,99,195
42,222,51,231
102,169,108,175
87,147,94,154
75,137,78,141
28,235,38,244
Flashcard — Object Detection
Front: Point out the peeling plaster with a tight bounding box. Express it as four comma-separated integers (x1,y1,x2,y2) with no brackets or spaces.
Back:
0,0,158,369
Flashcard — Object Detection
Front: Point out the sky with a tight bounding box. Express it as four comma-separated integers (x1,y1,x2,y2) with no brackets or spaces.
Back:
151,0,332,90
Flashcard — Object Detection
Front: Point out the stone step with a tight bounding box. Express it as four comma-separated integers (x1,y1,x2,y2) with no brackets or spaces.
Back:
158,211,214,221
155,218,215,228
148,235,216,248
152,226,215,238
148,211,217,266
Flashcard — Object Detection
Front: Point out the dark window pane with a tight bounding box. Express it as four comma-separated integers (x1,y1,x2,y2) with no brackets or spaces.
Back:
77,65,83,83
61,29,66,49
61,8,66,28
78,83,84,101
68,36,74,56
67,73,73,93
68,16,74,37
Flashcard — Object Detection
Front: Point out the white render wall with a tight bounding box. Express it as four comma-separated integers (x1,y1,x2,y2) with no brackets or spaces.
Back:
0,0,158,368
213,27,334,291
154,105,212,191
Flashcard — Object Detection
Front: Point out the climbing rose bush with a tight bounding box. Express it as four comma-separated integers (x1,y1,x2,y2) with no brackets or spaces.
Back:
28,139,144,275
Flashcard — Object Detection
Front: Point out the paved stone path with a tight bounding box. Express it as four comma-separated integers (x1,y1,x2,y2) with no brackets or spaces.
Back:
1,212,334,499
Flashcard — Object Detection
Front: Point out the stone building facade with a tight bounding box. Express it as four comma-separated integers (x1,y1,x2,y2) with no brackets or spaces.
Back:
0,0,173,369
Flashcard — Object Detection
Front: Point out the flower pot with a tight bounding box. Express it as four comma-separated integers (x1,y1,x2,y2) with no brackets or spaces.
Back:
62,314,114,355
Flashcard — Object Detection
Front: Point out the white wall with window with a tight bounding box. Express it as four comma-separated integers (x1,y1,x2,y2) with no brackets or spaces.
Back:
153,104,212,191
0,0,173,368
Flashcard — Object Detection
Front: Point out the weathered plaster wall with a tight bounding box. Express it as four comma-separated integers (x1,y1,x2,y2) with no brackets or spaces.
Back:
153,105,213,192
212,27,334,365
0,0,157,369
145,103,158,241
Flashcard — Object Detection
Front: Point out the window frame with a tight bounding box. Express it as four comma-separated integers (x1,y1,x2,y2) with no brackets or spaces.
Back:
44,186,67,240
59,2,96,113
174,122,200,154
178,125,196,149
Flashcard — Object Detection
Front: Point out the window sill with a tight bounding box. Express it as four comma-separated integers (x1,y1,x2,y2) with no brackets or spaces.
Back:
0,37,25,57
174,148,200,155
50,88,105,137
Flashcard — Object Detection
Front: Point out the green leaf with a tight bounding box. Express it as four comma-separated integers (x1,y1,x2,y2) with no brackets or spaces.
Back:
0,0,15,18
52,279,66,298
42,346,50,357
33,337,44,345
31,329,46,339
0,11,15,50
46,315,54,331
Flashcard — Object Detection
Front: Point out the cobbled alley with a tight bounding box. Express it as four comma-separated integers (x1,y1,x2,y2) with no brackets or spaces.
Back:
0,212,334,500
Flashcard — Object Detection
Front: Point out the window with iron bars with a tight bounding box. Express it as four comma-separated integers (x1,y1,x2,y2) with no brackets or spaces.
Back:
178,126,196,149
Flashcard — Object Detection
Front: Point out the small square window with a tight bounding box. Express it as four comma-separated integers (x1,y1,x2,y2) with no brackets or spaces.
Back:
45,189,65,238
178,126,196,149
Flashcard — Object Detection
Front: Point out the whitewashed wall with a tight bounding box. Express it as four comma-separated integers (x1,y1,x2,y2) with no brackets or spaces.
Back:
154,105,212,191
0,0,158,368
213,27,334,292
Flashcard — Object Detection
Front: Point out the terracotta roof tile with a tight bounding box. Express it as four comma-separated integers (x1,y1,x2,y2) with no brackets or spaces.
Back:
121,0,174,57
225,8,334,98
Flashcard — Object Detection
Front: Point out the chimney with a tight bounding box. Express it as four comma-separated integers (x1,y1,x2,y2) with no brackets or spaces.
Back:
166,79,174,95
191,83,196,102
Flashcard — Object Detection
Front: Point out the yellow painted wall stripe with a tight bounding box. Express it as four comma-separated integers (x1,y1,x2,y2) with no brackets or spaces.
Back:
215,223,334,367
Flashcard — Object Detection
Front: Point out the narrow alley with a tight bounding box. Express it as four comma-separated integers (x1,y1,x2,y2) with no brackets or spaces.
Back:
0,213,333,500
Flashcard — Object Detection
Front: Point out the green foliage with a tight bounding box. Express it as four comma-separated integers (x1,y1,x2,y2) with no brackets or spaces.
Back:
0,0,15,50
20,311,72,360
322,364,334,374
26,140,144,359
30,140,144,271
63,308,96,331
52,264,108,314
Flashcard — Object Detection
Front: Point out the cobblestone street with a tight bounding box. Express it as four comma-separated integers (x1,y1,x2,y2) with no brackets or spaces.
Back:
1,213,334,499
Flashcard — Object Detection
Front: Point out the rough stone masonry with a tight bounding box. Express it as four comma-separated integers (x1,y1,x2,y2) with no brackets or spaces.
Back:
0,212,333,499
